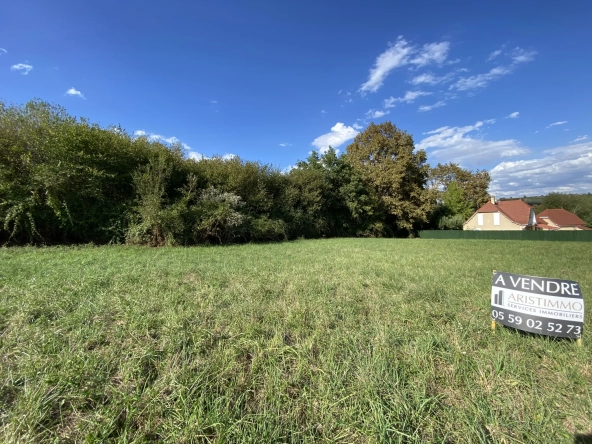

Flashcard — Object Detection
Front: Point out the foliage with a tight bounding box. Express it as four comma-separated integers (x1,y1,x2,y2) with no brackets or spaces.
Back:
437,213,465,230
441,181,473,220
430,162,490,211
346,122,433,234
0,100,181,244
191,186,245,244
428,163,490,229
291,148,387,237
0,100,501,244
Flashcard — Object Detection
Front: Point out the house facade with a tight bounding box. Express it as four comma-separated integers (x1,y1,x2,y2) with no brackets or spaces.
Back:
536,209,591,231
464,197,536,231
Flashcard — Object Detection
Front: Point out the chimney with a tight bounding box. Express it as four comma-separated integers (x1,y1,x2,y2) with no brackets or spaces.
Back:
490,195,496,205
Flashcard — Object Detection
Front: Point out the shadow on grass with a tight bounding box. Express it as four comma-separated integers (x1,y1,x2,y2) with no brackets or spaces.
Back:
574,434,592,444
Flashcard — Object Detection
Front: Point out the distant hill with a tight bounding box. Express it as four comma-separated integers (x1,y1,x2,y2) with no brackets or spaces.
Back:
498,195,545,206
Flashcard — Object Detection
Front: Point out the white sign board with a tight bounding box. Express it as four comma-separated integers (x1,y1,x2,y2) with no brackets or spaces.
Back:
491,271,584,339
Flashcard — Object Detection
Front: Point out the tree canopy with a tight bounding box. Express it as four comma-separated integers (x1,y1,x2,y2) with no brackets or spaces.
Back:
346,122,433,234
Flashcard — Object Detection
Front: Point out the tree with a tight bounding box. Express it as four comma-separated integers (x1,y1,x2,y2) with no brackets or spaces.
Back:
293,148,386,236
346,122,432,234
442,181,473,219
429,162,490,212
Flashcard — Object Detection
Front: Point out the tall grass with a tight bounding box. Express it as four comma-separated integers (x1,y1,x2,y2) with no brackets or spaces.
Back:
0,239,590,442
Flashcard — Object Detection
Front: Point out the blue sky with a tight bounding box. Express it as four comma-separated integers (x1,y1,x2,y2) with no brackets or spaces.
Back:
2,0,591,196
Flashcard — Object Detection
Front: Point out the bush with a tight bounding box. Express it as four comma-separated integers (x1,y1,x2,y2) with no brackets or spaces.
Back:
190,187,245,244
438,214,465,230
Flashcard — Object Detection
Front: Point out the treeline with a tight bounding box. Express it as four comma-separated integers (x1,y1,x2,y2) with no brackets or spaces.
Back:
1,100,491,245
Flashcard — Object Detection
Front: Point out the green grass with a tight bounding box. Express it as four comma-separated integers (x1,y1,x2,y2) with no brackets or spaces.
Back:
0,239,591,443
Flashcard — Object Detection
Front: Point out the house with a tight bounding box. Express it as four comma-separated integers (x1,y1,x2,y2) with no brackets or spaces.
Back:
463,196,536,230
536,209,591,230
535,215,559,230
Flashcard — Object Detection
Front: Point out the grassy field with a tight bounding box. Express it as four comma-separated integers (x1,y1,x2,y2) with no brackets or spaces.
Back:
0,239,591,443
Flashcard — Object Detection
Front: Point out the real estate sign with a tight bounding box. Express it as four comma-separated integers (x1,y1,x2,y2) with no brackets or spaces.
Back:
491,271,584,339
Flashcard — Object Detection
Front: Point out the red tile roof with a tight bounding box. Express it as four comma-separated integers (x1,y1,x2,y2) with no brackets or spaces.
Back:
538,209,586,227
477,199,533,225
476,202,499,213
535,216,560,230
497,200,533,225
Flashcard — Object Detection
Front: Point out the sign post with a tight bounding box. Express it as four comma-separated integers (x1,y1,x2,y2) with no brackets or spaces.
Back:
491,271,584,342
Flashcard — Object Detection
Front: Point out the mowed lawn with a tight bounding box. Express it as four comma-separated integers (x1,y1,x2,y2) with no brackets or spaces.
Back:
0,239,591,443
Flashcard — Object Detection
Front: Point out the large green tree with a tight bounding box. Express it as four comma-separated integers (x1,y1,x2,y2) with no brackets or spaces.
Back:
429,162,490,212
292,148,386,237
346,122,433,234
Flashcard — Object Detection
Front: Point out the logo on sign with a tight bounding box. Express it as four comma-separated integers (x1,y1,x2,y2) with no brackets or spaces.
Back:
494,290,503,306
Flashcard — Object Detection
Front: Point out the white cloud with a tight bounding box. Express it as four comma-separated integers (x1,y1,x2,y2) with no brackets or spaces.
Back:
489,141,592,197
352,123,364,130
487,49,502,61
279,142,292,147
409,72,438,85
511,47,538,63
409,71,456,86
573,135,588,142
360,38,414,93
385,90,432,107
450,66,512,91
321,110,327,114
311,122,359,154
360,37,450,93
416,120,529,166
383,97,396,108
505,111,520,119
546,121,567,128
365,109,389,119
65,87,85,99
535,131,539,134
221,154,237,160
450,48,536,91
133,130,147,136
418,101,446,112
0,48,7,55
410,42,450,67
211,100,218,104
409,73,437,85
10,63,33,75
282,165,296,174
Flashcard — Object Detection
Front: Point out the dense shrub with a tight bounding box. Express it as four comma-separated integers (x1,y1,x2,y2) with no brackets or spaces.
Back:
438,214,465,230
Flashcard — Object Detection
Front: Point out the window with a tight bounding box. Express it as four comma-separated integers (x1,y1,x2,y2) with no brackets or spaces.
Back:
478,214,484,226
493,213,500,226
